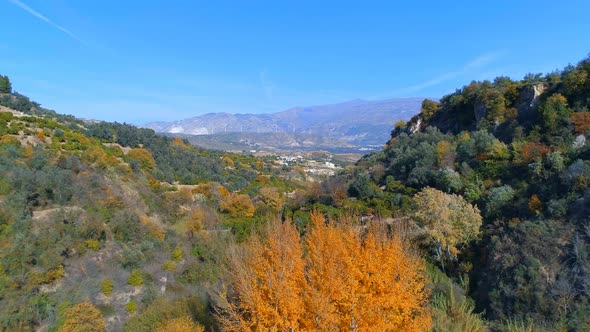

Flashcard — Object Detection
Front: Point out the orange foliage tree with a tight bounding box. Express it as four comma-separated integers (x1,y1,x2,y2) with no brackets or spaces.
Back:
571,111,590,134
220,219,307,331
59,302,106,332
171,137,187,148
257,187,286,212
220,194,255,218
219,212,431,331
512,141,551,164
186,208,205,238
304,213,431,331
127,147,156,171
528,194,543,214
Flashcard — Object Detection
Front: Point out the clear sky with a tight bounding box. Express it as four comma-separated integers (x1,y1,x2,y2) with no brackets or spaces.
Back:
1,0,589,124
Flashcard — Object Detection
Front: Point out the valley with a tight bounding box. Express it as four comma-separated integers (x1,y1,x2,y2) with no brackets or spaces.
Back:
1,2,590,329
145,97,424,154
2,55,589,330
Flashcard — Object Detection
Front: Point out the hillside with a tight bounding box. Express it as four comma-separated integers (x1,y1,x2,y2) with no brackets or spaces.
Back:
0,89,311,331
0,87,448,332
1,55,589,331
310,55,590,330
0,79,475,331
144,97,423,153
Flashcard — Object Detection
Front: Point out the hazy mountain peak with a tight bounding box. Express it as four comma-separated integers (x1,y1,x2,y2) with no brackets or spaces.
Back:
144,97,424,153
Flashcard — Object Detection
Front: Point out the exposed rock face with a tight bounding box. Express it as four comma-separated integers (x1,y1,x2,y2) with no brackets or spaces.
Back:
474,102,487,128
408,117,422,134
517,83,546,118
574,134,586,149
470,83,547,128
390,83,549,141
159,276,167,294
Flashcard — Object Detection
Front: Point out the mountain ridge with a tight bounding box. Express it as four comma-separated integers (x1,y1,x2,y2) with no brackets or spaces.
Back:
144,97,426,152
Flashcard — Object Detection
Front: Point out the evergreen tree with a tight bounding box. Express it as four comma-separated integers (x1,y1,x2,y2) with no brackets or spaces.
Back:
0,75,11,93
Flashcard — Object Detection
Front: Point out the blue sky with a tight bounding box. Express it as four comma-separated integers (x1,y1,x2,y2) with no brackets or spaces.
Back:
1,0,589,124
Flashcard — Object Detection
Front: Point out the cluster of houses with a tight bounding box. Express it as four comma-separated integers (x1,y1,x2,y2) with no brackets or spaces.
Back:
275,155,340,177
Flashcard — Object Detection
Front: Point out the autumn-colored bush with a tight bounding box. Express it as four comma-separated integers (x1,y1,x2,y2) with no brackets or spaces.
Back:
83,145,109,169
436,140,456,168
257,187,285,212
186,209,204,237
0,134,20,147
528,195,543,214
162,260,176,271
571,111,590,134
127,147,155,171
171,137,187,147
59,302,106,332
395,119,407,129
85,239,100,251
512,141,551,164
49,263,66,280
191,183,212,198
171,246,184,262
139,214,165,241
220,194,255,218
147,177,161,191
217,186,230,197
100,188,124,209
421,99,440,120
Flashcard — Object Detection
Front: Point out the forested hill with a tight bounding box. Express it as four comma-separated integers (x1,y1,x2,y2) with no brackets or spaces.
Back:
0,81,304,330
323,55,590,329
396,57,589,142
1,54,589,331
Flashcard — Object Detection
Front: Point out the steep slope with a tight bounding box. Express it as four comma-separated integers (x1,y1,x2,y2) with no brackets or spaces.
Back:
0,91,305,331
307,55,590,330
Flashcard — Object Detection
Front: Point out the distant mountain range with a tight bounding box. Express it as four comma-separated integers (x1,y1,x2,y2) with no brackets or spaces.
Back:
144,98,424,153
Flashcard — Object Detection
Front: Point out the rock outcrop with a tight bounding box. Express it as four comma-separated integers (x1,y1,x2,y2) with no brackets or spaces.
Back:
516,83,546,118
474,101,487,128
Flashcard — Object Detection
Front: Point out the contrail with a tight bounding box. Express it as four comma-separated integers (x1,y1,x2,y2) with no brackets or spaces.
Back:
7,0,84,44
369,51,507,98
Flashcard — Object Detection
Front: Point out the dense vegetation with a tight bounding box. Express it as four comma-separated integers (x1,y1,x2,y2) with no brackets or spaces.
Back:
292,55,590,330
0,54,588,331
0,90,304,331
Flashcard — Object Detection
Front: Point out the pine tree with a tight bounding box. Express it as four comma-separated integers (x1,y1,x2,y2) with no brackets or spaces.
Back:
0,75,11,93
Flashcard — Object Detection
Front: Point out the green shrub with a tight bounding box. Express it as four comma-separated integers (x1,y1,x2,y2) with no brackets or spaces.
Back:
162,260,176,271
428,265,487,332
86,239,100,251
171,246,183,262
127,270,144,287
125,300,137,314
100,279,113,297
